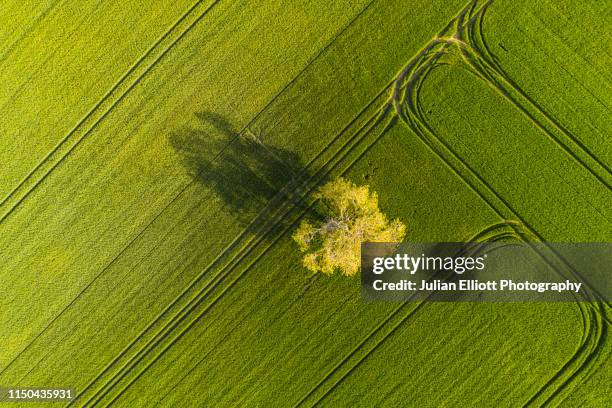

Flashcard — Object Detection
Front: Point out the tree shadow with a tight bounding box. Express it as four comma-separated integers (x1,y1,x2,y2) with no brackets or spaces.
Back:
169,112,319,227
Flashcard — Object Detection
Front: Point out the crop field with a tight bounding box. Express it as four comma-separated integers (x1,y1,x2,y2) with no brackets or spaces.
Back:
0,0,610,406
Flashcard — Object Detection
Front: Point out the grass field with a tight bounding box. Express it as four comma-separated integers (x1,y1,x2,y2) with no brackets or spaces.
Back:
0,0,610,406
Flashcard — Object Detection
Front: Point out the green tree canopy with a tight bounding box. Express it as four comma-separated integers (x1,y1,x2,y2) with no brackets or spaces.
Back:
293,177,406,276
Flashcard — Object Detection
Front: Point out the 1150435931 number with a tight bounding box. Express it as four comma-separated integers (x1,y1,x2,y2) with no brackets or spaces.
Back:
0,387,74,402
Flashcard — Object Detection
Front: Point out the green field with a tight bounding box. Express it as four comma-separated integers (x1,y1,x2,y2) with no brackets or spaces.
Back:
0,0,610,406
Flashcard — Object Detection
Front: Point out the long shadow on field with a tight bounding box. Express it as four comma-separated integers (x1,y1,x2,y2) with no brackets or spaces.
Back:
170,112,319,228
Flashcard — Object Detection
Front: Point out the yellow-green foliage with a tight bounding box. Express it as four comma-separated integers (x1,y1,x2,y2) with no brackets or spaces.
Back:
293,178,406,276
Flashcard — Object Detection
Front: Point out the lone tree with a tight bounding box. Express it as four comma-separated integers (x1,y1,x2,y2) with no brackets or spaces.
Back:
293,177,406,277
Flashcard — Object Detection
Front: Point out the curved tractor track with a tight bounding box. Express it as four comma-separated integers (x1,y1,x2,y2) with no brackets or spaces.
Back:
392,1,610,406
